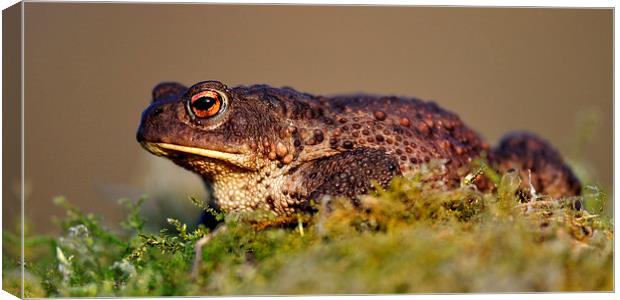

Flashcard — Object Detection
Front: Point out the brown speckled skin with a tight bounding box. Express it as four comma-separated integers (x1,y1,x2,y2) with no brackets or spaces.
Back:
493,132,581,197
137,80,580,216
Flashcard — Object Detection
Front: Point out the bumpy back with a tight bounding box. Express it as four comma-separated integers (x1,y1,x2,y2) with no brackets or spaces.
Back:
492,131,581,198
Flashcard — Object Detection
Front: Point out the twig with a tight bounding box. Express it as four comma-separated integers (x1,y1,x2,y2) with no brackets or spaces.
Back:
191,225,227,279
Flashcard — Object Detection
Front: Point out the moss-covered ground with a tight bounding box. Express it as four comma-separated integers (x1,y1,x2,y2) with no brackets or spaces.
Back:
2,163,613,296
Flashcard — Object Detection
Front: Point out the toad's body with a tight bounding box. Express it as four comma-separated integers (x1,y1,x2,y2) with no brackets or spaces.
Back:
137,81,580,216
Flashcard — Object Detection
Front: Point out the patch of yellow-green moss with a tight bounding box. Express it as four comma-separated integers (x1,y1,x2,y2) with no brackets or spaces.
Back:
3,167,613,296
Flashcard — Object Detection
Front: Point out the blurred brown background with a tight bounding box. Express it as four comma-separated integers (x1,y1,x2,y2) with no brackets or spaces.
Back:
19,3,612,233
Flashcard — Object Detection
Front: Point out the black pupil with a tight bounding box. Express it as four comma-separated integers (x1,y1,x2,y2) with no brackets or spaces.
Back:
193,96,217,111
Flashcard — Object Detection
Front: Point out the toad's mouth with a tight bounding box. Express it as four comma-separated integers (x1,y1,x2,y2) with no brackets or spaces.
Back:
142,142,256,170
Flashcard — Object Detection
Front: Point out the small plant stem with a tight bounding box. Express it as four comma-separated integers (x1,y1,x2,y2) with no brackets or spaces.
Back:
297,214,305,237
191,225,227,279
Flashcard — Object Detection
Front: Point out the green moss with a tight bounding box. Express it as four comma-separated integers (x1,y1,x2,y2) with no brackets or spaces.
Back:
3,166,613,296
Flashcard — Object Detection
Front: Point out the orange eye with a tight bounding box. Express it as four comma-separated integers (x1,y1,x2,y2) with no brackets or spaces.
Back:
190,90,223,118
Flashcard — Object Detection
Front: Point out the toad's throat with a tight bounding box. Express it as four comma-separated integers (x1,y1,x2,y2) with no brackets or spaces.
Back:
144,142,255,170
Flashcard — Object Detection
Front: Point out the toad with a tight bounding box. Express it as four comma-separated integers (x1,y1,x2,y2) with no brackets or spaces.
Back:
137,80,581,217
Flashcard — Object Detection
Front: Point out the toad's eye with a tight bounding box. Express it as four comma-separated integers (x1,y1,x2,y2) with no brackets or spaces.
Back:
189,90,223,118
